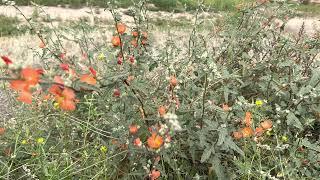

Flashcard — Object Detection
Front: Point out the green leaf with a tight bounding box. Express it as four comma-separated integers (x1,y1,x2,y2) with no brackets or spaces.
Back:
217,128,227,146
201,146,213,163
301,138,320,152
225,137,244,156
211,155,226,180
286,112,303,130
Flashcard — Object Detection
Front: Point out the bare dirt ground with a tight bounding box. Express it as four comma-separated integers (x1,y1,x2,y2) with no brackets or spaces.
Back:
1,5,319,36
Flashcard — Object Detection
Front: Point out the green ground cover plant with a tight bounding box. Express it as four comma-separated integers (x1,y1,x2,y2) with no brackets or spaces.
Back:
0,0,320,179
0,15,29,36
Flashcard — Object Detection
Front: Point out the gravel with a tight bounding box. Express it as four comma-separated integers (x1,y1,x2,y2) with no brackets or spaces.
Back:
0,88,13,123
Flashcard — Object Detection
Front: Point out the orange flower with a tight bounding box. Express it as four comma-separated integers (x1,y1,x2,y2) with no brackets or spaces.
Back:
133,138,142,147
116,23,126,34
132,31,138,37
260,120,273,130
255,127,264,136
131,38,138,47
141,32,148,39
111,139,118,145
141,39,147,46
158,106,166,117
10,80,29,91
80,74,97,85
60,63,69,71
241,127,254,138
112,36,121,47
0,127,5,135
127,75,134,82
56,88,76,111
54,76,64,85
49,85,77,111
170,76,178,87
233,131,243,140
17,90,32,104
59,53,66,59
222,104,230,112
39,41,45,48
147,133,163,149
244,112,252,127
43,94,51,100
129,124,139,134
21,67,41,86
150,169,160,180
9,67,41,104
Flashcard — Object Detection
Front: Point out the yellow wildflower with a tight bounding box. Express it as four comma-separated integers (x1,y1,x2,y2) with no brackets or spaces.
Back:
21,139,28,145
255,100,263,107
100,145,107,153
98,53,105,61
36,137,45,144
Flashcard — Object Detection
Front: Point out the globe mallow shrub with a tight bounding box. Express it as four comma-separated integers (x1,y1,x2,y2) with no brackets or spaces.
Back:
0,0,320,179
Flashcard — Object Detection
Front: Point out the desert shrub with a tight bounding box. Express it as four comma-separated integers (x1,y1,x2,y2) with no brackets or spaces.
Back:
13,0,255,11
0,15,29,37
1,0,320,179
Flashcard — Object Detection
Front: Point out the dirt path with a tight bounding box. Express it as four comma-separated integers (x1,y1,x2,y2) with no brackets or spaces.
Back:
0,5,319,35
0,88,12,122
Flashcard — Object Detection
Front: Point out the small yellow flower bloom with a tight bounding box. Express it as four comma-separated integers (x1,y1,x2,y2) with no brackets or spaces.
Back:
266,130,272,136
100,145,107,153
255,100,263,107
21,140,28,145
36,137,45,144
53,102,60,109
281,135,288,142
98,53,105,61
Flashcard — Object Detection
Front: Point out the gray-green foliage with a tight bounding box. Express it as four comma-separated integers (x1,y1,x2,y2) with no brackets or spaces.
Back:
1,1,320,179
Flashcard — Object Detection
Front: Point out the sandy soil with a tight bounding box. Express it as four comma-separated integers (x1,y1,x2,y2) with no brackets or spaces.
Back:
0,6,211,24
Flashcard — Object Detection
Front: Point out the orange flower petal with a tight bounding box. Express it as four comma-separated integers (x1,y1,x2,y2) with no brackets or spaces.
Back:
62,88,76,100
49,85,62,96
129,124,139,134
59,99,76,111
170,76,177,87
80,74,96,85
10,80,29,91
241,127,254,138
244,112,252,127
60,63,69,71
233,131,243,140
116,23,126,34
54,76,64,85
111,36,121,47
147,133,163,149
260,120,273,130
0,127,5,136
158,106,166,117
17,90,32,104
222,103,230,112
132,31,138,37
255,127,264,136
133,138,142,147
21,67,40,85
150,169,160,180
